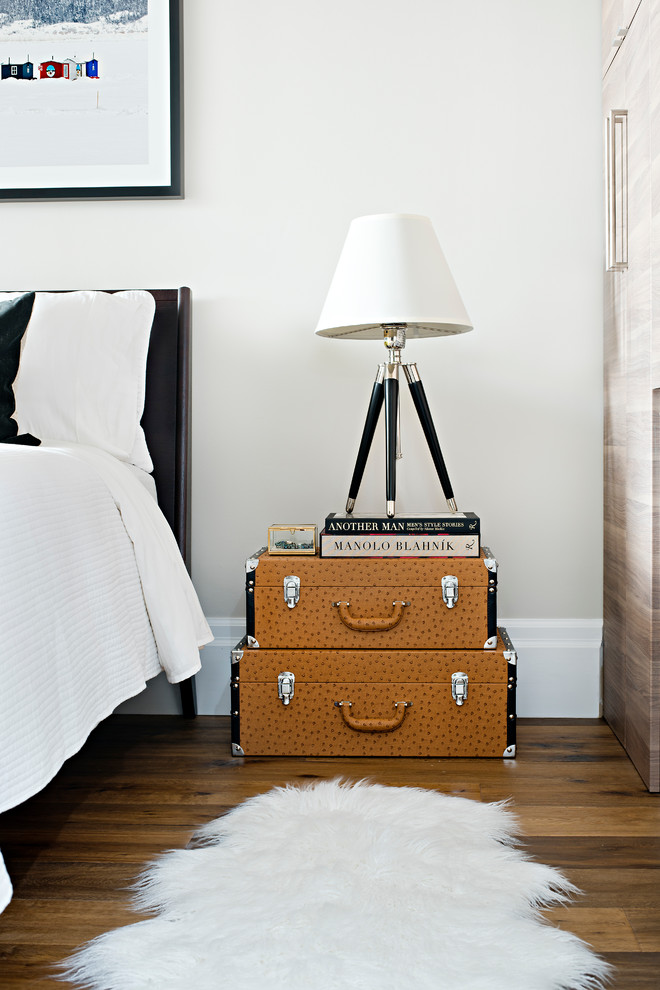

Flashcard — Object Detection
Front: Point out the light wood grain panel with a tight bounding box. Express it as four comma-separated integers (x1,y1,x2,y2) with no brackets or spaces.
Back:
623,0,652,787
603,0,624,74
603,28,630,758
651,0,660,386
652,389,660,792
603,0,643,77
624,709,654,790
603,0,660,792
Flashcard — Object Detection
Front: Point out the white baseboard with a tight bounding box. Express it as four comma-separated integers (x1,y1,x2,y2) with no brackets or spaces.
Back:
499,618,603,718
117,617,603,719
195,618,245,715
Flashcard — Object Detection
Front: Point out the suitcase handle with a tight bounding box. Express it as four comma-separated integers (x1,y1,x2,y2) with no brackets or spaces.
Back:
335,700,412,733
331,600,410,632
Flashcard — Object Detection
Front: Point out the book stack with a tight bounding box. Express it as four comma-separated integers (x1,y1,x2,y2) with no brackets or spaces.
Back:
319,511,480,558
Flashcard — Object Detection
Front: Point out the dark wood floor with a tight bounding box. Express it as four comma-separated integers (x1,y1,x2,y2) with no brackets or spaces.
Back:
0,716,658,988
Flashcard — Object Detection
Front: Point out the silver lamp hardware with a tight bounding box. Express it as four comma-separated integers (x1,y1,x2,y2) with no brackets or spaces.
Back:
278,671,295,705
451,671,468,706
442,575,459,608
283,575,301,609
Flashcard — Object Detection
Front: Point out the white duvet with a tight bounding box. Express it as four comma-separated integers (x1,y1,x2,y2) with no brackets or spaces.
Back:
0,442,213,912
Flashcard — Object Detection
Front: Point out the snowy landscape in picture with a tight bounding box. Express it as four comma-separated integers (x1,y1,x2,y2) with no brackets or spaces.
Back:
0,2,172,189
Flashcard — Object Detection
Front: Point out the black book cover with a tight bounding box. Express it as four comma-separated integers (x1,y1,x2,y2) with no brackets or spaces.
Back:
324,511,480,535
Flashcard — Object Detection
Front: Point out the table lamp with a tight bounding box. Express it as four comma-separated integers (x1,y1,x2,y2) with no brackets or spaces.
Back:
315,213,472,517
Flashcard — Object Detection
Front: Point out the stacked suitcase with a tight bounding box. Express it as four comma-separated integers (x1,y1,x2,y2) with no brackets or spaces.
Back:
231,546,517,758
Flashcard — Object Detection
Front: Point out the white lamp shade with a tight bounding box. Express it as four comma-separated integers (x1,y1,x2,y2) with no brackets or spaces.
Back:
315,213,472,339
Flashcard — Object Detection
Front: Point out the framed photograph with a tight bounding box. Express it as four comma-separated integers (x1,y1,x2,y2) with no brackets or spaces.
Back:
0,0,182,200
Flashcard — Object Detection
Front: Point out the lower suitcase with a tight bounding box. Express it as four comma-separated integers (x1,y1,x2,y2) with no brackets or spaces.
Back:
231,627,517,758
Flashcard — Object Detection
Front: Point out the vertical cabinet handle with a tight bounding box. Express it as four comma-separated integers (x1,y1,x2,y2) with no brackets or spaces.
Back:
607,109,628,271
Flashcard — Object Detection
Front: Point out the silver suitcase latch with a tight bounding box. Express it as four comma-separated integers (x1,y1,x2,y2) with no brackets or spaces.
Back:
451,671,468,706
283,575,300,609
278,671,295,705
442,575,459,608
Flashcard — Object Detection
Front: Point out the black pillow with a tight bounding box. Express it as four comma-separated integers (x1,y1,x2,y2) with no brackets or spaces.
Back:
0,292,36,441
2,432,40,445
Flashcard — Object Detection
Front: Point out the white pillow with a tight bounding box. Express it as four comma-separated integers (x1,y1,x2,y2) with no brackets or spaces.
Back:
13,290,155,471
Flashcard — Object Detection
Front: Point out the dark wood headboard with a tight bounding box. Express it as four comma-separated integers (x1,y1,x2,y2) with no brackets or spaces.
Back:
141,288,191,570
140,288,196,717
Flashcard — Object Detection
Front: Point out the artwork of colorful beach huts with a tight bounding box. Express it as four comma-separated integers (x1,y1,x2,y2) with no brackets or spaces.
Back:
1,56,99,81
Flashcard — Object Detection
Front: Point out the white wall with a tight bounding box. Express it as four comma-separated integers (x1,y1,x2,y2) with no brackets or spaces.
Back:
1,0,604,716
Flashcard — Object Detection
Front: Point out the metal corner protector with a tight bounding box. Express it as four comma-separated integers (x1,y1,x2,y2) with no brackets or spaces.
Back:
245,548,267,573
231,637,247,664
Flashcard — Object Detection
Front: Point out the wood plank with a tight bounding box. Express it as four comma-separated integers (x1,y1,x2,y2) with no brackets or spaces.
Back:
516,805,660,836
0,862,144,900
0,799,232,825
599,953,660,989
524,835,660,869
625,909,660,951
0,899,138,943
544,906,640,952
1,825,197,863
481,780,655,806
565,869,660,909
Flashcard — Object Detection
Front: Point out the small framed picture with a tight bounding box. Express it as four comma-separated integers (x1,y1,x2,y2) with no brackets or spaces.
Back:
268,525,318,555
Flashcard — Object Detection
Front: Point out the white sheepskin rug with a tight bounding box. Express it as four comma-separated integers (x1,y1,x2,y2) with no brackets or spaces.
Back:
59,779,611,990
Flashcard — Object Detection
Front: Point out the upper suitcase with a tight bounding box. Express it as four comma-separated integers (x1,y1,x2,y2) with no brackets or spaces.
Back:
245,547,498,650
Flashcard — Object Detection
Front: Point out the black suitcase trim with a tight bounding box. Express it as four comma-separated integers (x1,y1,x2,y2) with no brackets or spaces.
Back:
245,554,261,641
485,549,498,646
230,637,244,756
499,626,517,757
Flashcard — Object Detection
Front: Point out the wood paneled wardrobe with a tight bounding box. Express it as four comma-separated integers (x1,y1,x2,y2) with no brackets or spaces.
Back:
602,0,660,791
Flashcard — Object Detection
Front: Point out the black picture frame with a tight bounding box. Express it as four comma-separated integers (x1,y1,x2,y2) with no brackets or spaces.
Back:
0,0,183,201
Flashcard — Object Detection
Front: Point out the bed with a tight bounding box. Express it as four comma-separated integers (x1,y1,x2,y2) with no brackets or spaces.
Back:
0,288,212,912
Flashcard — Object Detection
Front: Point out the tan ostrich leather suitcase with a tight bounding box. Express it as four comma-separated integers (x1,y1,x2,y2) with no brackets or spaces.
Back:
230,628,517,758
245,547,498,651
